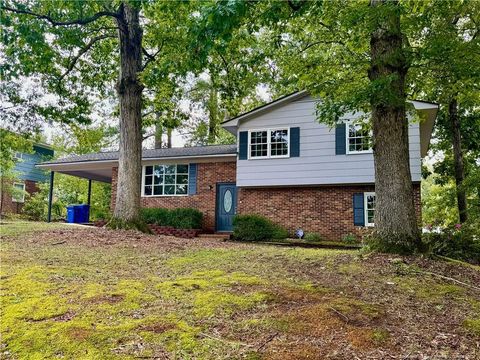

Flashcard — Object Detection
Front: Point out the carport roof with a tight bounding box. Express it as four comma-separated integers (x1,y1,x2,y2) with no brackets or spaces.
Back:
36,144,238,183
39,144,238,165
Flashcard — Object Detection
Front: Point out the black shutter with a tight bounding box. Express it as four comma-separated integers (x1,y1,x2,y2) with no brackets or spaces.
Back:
335,123,346,155
188,164,197,195
290,127,300,157
353,193,365,226
239,131,248,160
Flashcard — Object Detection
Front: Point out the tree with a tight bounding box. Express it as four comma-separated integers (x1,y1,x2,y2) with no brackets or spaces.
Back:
0,130,33,214
409,0,480,224
195,0,425,252
1,1,196,228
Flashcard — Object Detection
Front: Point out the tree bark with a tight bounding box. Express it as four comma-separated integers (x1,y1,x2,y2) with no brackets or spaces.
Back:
368,0,420,252
112,2,143,222
166,127,172,148
154,112,163,149
449,98,468,223
207,87,219,144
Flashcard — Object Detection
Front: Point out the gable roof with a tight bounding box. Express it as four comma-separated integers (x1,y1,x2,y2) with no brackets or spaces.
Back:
222,91,309,133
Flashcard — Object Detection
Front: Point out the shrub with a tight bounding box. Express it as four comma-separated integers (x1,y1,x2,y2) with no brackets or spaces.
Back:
272,225,289,240
304,232,322,242
342,233,358,244
140,208,171,226
423,221,480,264
139,207,203,229
233,214,287,241
22,192,64,221
170,208,203,229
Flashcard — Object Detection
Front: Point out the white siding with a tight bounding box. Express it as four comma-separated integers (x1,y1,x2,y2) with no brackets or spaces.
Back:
236,96,421,187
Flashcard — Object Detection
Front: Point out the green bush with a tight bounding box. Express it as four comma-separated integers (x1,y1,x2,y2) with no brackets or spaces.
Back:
304,232,323,242
22,191,64,221
342,233,358,244
233,214,287,241
423,221,480,264
140,208,171,225
139,207,203,229
170,208,203,229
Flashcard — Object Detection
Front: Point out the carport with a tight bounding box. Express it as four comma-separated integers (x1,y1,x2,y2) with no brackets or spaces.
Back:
36,153,117,222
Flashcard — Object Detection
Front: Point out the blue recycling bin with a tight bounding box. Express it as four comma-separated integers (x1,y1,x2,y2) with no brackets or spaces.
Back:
66,205,76,223
66,204,90,223
77,204,90,223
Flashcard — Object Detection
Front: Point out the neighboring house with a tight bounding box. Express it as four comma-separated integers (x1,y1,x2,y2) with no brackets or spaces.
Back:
38,91,438,240
1,143,54,214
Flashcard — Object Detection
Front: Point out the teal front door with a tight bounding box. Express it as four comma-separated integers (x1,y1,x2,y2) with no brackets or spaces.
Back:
216,183,237,232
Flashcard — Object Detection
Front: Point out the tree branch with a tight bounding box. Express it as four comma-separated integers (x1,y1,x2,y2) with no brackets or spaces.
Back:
1,6,118,26
142,42,164,70
59,34,115,82
287,0,305,11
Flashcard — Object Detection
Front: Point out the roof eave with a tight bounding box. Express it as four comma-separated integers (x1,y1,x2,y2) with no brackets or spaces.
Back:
36,152,238,168
221,90,309,129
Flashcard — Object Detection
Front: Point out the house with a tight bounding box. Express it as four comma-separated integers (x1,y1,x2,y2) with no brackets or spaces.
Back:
37,91,438,240
1,143,54,214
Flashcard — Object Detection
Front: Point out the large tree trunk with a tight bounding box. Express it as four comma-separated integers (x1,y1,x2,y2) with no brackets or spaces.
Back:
449,98,468,223
112,2,143,223
368,0,420,252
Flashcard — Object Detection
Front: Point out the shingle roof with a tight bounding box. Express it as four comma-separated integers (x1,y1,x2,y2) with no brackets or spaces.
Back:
39,144,237,165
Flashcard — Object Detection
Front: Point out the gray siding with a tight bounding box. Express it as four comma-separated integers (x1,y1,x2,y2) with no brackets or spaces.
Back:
237,96,421,187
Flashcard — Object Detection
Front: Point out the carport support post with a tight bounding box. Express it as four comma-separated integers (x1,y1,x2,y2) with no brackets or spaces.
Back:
87,179,92,206
87,179,92,223
47,171,54,223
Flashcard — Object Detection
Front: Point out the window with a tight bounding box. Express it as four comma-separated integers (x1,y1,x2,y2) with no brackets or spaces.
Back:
143,164,189,196
249,128,289,158
13,152,23,161
12,182,25,203
364,192,376,227
346,122,372,154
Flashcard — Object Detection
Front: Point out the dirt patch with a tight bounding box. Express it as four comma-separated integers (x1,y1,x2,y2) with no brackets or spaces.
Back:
53,310,76,322
138,322,176,334
87,294,125,304
67,327,92,341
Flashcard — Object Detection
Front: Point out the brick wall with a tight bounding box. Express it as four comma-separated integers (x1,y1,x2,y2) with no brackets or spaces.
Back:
110,162,421,238
237,184,421,241
110,161,236,231
1,179,39,215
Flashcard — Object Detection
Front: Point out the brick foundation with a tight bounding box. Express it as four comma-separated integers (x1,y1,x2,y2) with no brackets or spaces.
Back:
110,161,236,231
237,184,421,241
1,179,39,215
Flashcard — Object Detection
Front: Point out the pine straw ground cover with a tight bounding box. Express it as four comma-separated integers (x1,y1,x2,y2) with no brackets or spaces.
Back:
0,221,479,359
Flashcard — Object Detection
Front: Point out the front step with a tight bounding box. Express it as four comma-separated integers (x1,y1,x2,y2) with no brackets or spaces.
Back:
197,233,231,240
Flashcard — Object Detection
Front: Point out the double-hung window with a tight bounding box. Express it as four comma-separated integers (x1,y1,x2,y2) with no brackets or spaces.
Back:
12,182,25,203
364,192,376,227
249,128,289,159
143,164,189,196
346,121,372,154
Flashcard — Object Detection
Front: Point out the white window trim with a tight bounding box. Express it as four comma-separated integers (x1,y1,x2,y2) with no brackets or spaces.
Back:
247,127,290,160
14,152,23,160
345,120,373,155
12,182,26,203
364,191,375,227
141,164,189,197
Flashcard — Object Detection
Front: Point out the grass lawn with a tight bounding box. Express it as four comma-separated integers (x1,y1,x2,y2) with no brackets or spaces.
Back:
1,221,479,359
